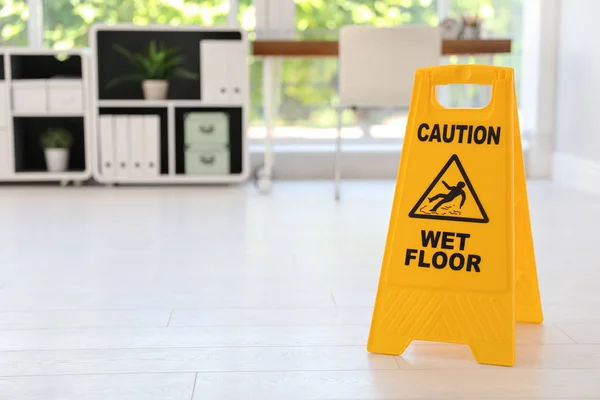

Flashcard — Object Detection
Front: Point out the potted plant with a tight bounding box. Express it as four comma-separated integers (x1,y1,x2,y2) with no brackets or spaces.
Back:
106,40,198,100
40,128,73,172
460,15,482,39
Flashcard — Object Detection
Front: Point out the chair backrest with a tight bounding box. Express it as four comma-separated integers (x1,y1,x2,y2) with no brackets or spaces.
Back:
338,25,441,108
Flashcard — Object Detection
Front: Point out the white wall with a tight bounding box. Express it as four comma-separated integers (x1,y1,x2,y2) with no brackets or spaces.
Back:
521,0,560,179
554,0,600,194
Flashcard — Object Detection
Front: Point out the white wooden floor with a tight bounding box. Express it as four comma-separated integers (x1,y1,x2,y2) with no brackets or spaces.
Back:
0,181,598,399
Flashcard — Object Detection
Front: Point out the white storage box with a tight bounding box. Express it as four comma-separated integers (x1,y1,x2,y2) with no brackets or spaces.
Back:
0,82,7,126
12,80,47,113
47,79,84,112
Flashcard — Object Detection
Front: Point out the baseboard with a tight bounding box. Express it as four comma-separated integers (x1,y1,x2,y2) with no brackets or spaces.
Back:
553,152,600,195
249,142,533,180
525,133,554,179
249,144,402,180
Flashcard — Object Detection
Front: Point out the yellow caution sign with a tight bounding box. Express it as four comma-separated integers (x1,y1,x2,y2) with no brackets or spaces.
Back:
513,90,544,324
367,65,543,367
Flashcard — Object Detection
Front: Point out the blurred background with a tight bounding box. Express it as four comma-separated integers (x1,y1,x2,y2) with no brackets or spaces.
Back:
0,0,523,142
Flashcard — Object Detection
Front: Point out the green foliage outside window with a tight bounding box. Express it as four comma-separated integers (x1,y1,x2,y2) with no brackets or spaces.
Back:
281,0,439,128
0,0,522,132
0,0,28,46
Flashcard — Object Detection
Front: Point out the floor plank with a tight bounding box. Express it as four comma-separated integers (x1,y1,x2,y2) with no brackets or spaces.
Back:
0,346,398,376
0,373,195,400
191,369,600,399
169,307,373,327
396,343,600,369
0,326,369,351
0,310,171,330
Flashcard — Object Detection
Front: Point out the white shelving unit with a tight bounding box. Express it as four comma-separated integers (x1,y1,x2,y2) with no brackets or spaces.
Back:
0,48,92,184
89,24,250,185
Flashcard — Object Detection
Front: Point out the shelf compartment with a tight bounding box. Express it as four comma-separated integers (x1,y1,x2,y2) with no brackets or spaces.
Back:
95,29,242,101
0,55,5,80
10,54,82,80
174,107,243,175
13,117,86,173
12,78,85,115
99,107,169,175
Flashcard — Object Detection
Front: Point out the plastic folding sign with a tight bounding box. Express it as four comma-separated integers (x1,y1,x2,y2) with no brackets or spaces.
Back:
367,65,543,367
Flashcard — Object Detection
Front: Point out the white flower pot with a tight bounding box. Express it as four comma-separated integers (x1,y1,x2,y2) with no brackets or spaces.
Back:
142,80,169,100
462,26,481,39
44,148,69,172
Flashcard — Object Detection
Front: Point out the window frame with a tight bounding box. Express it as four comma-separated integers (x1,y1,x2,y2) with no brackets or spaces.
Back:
27,0,43,47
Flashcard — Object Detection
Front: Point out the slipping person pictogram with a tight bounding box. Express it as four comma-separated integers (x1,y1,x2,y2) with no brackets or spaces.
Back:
428,181,466,212
408,154,489,223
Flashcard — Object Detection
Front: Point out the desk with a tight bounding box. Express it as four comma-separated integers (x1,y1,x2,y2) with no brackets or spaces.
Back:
252,39,512,193
253,39,512,57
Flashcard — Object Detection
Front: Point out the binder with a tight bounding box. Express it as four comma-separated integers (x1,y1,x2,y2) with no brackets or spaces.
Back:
225,41,247,105
128,116,144,178
143,115,160,177
200,40,228,104
114,115,129,179
98,115,115,178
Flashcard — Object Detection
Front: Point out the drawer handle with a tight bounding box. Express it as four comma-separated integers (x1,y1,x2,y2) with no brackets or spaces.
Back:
200,125,214,134
200,155,215,165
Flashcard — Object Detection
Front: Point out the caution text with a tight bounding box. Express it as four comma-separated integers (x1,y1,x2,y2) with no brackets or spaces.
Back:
417,123,500,145
405,230,481,272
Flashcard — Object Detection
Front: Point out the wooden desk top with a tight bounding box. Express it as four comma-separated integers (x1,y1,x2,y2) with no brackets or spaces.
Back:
252,39,511,57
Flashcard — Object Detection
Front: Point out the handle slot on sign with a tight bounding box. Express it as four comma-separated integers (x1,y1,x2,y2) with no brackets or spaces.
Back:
424,65,508,117
435,84,492,109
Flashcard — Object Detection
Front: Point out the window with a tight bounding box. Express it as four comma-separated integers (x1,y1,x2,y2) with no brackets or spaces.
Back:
1,0,28,46
238,0,254,30
43,0,231,48
250,0,440,140
35,0,524,141
250,0,524,141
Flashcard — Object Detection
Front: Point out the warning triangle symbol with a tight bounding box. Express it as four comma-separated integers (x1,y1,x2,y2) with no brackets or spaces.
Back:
408,154,489,224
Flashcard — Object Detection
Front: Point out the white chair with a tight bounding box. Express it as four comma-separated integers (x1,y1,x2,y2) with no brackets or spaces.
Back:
335,25,441,200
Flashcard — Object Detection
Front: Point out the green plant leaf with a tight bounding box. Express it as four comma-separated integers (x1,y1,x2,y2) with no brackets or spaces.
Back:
148,40,156,59
162,55,185,73
109,39,194,85
112,43,137,65
106,72,146,88
162,45,182,59
40,128,73,149
171,67,198,80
